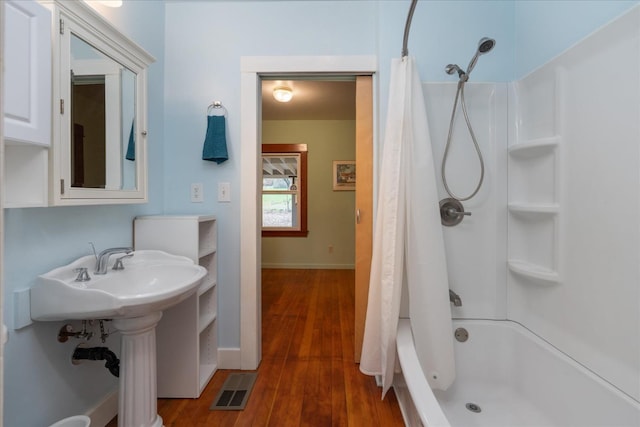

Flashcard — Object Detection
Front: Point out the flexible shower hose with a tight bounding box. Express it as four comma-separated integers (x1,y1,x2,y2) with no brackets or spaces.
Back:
441,80,485,201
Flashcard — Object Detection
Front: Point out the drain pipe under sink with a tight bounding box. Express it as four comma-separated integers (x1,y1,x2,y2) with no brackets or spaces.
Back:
72,345,120,377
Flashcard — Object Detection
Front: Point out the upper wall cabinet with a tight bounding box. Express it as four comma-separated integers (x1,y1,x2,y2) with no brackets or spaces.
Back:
3,0,51,207
4,0,51,146
48,0,155,205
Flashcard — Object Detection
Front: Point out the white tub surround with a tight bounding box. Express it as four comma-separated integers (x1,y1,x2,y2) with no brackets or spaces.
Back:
424,82,508,321
398,4,640,426
508,4,640,401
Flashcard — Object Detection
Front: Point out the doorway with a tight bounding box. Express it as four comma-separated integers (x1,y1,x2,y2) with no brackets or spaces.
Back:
240,56,377,369
261,77,356,268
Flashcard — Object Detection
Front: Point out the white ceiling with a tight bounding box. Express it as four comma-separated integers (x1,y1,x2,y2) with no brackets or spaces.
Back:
261,79,356,121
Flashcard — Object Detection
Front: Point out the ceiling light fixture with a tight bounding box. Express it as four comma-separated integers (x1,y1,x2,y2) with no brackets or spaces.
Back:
273,86,293,103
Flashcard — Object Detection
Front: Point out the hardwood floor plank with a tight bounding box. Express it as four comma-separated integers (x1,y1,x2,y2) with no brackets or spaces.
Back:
266,355,307,426
300,358,333,427
106,269,405,427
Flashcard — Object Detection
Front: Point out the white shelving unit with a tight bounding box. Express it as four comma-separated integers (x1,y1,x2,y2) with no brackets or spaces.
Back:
134,215,218,398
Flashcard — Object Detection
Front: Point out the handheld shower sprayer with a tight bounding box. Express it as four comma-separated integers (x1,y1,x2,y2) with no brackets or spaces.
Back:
445,37,496,82
466,37,496,75
441,37,496,202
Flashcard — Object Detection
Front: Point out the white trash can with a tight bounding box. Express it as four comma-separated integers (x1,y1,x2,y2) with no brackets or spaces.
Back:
49,415,91,427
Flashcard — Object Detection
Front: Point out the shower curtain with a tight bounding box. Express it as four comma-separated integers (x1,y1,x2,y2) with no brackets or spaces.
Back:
359,56,455,396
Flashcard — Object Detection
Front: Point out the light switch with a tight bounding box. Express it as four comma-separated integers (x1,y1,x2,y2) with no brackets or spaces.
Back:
218,182,231,202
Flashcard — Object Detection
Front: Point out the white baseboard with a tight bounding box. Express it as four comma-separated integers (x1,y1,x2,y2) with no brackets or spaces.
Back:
261,263,355,270
218,347,242,369
86,390,118,427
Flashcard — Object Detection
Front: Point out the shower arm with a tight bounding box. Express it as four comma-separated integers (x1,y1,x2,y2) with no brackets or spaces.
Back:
401,0,419,57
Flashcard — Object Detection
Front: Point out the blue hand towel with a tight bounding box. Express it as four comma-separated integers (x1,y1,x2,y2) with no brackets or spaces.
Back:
202,115,228,164
126,122,135,161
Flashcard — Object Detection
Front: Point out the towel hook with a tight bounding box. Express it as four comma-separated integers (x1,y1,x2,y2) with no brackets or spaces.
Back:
207,100,227,117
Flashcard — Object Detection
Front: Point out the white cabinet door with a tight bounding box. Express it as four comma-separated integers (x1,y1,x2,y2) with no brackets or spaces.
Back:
3,0,51,146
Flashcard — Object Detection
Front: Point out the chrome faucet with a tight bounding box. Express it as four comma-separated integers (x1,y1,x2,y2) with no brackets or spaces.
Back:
95,247,133,274
449,289,462,307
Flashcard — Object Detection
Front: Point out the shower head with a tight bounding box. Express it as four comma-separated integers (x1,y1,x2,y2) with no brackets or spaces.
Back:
466,37,496,75
477,37,496,54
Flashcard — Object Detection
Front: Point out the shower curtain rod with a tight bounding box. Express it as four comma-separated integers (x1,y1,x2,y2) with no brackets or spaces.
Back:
401,0,419,57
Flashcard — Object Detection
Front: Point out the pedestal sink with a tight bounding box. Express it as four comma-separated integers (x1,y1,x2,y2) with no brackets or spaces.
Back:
31,250,207,427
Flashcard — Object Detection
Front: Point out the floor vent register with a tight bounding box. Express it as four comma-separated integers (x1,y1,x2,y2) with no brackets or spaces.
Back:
210,373,257,411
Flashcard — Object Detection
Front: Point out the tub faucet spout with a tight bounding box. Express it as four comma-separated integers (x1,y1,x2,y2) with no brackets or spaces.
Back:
95,247,133,275
449,289,462,307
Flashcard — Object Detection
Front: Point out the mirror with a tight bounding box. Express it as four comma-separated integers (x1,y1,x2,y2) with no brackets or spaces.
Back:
51,1,155,205
70,34,136,191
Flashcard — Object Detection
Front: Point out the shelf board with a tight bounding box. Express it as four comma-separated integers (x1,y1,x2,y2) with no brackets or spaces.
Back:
508,203,559,215
509,136,560,158
198,247,217,258
198,280,217,296
5,138,50,148
508,260,559,284
199,312,217,333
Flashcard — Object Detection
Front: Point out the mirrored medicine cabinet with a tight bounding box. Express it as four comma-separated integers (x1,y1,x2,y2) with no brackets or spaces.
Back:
50,0,155,205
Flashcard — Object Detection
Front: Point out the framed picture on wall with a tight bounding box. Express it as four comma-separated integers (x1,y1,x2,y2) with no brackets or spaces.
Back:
333,160,356,191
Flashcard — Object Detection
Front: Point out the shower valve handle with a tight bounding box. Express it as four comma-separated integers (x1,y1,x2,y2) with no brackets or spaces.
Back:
446,207,471,217
440,198,470,227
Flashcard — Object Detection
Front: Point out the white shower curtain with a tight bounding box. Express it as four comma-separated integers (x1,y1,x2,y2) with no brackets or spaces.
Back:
359,56,455,396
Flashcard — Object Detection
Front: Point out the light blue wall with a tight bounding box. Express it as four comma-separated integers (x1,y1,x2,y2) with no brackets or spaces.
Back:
4,0,639,425
162,0,640,350
2,2,165,426
514,0,639,79
163,0,380,348
162,0,517,349
378,1,514,83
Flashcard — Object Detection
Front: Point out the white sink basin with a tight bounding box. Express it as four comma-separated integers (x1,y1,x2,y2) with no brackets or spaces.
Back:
30,250,207,320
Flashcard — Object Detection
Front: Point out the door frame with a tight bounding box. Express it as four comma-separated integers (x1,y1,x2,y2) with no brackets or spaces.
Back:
240,56,377,369
0,0,5,418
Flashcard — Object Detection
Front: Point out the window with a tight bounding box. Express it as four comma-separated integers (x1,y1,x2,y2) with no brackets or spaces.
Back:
262,144,308,237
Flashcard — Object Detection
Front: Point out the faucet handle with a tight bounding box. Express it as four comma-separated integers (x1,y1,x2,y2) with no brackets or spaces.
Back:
74,267,91,282
113,253,134,271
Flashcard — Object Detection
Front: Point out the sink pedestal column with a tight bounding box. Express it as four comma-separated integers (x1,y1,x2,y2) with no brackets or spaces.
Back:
113,312,164,427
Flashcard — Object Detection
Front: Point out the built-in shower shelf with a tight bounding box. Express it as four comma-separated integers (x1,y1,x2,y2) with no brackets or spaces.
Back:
508,260,559,284
508,203,559,215
508,136,560,158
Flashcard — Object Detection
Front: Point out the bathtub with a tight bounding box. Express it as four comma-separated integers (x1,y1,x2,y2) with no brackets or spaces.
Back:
394,319,640,427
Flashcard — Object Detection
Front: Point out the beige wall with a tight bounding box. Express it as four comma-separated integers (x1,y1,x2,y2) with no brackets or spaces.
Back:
262,120,355,269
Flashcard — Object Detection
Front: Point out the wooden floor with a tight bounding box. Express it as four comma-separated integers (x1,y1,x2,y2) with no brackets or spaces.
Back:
107,269,404,426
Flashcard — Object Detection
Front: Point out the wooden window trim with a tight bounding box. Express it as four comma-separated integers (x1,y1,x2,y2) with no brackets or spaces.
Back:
262,144,308,237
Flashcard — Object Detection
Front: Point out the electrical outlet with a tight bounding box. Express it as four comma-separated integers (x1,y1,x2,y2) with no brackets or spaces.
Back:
191,183,204,202
218,182,231,202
